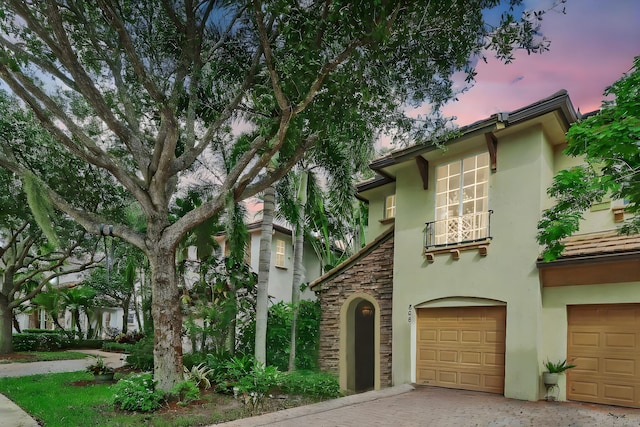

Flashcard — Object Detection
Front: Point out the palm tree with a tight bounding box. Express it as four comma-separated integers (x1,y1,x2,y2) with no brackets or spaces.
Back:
31,288,65,330
59,286,97,338
254,184,275,364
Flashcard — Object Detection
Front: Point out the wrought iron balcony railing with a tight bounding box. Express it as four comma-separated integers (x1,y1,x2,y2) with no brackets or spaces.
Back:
425,210,493,249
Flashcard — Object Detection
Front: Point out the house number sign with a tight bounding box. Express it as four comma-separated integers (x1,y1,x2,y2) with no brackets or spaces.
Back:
408,305,412,323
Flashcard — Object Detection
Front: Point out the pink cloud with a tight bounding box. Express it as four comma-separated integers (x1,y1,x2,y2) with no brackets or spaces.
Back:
442,0,640,125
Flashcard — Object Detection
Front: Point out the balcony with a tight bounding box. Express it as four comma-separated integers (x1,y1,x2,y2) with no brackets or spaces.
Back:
424,211,493,260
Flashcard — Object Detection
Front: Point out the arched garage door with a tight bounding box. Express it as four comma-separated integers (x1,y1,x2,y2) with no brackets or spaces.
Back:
416,306,506,394
568,304,640,408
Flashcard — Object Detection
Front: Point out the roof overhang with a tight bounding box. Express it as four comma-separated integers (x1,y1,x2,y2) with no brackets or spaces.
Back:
537,251,640,287
357,90,578,195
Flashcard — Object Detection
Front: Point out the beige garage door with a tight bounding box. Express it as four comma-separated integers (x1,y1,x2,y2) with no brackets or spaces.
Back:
416,306,506,394
568,304,640,408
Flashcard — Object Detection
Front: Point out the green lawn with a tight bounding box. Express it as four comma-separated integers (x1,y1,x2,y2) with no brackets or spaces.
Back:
0,351,89,364
0,371,322,426
0,372,116,426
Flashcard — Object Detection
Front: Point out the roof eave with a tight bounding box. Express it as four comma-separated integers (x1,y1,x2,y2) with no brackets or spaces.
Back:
536,250,640,268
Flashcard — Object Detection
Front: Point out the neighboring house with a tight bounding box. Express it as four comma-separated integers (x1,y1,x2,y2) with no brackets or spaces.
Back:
217,220,322,303
14,267,143,337
310,90,640,409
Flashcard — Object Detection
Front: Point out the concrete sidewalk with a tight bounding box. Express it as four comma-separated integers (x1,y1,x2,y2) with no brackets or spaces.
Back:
0,350,124,427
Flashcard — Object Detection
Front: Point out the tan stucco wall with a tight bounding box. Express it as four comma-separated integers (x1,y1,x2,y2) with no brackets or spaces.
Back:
362,112,633,403
551,143,622,234
540,282,640,400
390,126,556,401
360,182,396,244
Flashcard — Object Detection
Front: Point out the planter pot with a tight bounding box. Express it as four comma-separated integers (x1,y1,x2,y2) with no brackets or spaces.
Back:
93,372,115,382
543,372,558,386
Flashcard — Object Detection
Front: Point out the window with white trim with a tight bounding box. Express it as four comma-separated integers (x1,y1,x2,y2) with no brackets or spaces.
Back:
435,152,490,245
384,194,396,219
275,239,286,268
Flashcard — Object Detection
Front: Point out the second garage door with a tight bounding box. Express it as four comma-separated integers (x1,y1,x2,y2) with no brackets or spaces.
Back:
568,304,640,408
416,306,506,394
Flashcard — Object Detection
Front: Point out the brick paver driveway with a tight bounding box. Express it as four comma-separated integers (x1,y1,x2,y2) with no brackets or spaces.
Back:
219,385,640,427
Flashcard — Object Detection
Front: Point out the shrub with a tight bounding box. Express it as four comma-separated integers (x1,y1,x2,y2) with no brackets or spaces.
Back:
125,337,154,371
67,339,104,349
237,300,320,371
280,370,341,398
170,381,200,406
236,362,281,397
13,332,66,351
212,354,254,394
183,352,207,370
102,341,135,353
115,331,145,344
112,373,164,412
21,328,62,334
236,362,281,412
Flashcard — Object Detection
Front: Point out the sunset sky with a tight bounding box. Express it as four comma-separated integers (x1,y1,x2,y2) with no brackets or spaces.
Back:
440,0,640,126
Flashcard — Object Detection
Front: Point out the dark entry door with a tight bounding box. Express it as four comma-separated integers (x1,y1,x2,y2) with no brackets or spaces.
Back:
354,300,375,391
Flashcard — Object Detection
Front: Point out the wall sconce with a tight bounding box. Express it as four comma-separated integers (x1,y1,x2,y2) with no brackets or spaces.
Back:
361,304,374,317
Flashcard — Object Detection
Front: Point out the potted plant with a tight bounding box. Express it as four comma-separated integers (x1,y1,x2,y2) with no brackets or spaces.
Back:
543,359,575,386
86,356,115,382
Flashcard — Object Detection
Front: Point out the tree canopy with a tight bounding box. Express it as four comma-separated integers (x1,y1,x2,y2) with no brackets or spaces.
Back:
537,56,640,260
0,0,557,390
0,91,121,354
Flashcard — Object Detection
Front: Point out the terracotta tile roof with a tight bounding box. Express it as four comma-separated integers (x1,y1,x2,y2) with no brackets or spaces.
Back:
560,231,640,258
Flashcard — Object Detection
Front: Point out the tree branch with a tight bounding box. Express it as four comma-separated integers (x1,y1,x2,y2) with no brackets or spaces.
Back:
239,134,318,200
172,44,264,173
43,0,142,150
253,0,289,110
0,64,151,206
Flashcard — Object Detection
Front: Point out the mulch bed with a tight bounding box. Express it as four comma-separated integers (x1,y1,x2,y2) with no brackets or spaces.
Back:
0,353,37,362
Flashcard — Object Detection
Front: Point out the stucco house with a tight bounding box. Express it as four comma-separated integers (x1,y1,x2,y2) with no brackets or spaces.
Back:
310,90,640,408
216,220,322,303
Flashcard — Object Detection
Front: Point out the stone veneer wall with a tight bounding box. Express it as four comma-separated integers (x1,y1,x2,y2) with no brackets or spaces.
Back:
315,233,394,388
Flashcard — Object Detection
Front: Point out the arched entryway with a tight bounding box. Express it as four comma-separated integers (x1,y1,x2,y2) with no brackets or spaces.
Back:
354,300,375,391
340,294,381,393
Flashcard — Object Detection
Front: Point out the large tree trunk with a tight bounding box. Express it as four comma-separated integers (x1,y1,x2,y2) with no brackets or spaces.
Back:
255,185,275,364
0,296,14,354
73,310,83,337
289,171,307,371
149,246,184,392
12,314,21,334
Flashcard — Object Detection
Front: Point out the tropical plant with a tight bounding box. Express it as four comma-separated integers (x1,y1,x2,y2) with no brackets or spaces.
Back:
170,380,200,406
183,363,213,390
125,337,154,371
544,359,576,374
213,354,255,394
237,300,320,371
538,56,640,260
112,373,164,412
58,286,98,338
236,362,281,412
85,356,114,376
